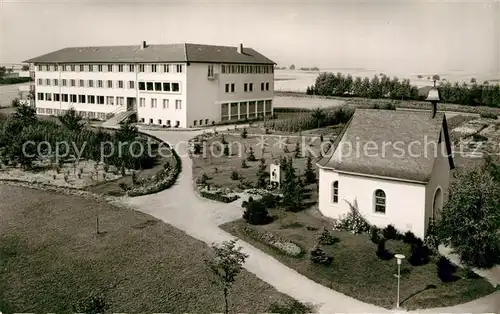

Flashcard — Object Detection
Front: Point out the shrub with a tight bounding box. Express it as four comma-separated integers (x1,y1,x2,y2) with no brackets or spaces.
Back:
437,256,457,282
119,182,128,191
242,226,302,257
223,144,230,156
382,224,400,240
332,201,371,234
480,112,498,119
247,147,256,161
230,170,239,180
318,228,339,245
472,133,488,142
267,300,312,314
260,193,280,209
241,159,248,168
310,246,333,265
403,231,418,244
199,173,209,185
243,199,272,225
408,240,430,266
241,128,248,138
370,226,381,244
376,239,393,260
199,188,239,203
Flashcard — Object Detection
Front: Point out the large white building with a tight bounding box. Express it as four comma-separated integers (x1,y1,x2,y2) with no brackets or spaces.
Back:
25,42,275,128
317,106,455,239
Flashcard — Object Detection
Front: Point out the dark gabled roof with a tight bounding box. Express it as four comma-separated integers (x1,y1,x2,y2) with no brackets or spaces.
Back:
24,43,276,65
317,109,454,182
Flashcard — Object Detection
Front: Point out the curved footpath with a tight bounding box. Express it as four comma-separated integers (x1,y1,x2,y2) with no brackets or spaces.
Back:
118,127,500,313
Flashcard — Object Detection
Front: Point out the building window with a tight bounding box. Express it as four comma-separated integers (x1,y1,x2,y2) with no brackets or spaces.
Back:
54,93,60,101
97,96,104,104
78,95,86,103
175,120,180,127
107,80,113,88
146,82,154,91
107,64,113,72
139,98,145,107
163,99,168,109
37,79,42,85
98,64,103,72
70,65,75,72
175,100,181,110
62,94,68,102
139,64,145,72
208,64,214,77
79,64,84,72
266,82,270,91
70,79,75,87
62,65,67,71
154,82,162,91
225,84,229,93
106,96,114,105
149,118,153,124
97,80,103,88
129,64,135,72
79,79,84,87
249,83,253,92
231,83,235,92
193,120,197,126
88,95,95,104
261,82,264,91
37,65,42,71
205,119,209,125
163,64,169,73
129,81,135,89
118,64,123,72
46,79,51,86
163,82,170,92
151,98,157,108
70,94,77,103
374,189,386,213
88,64,93,72
118,80,124,88
88,80,94,88
53,79,58,86
244,83,248,92
37,93,44,100
117,97,124,106
176,64,182,73
62,79,67,86
332,181,339,203
139,82,145,90
171,83,179,92
151,64,157,73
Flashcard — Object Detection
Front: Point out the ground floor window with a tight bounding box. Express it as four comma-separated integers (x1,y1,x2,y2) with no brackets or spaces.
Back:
158,119,162,125
149,118,153,124
175,121,180,127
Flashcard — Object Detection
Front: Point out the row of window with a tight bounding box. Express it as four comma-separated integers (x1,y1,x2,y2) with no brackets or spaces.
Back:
138,81,180,93
36,78,182,93
221,64,273,74
37,63,183,73
332,181,387,214
36,107,107,120
220,100,273,121
138,98,182,110
140,118,181,127
36,92,183,110
224,82,271,93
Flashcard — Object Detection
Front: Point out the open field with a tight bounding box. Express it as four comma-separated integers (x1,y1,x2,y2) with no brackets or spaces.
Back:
0,185,303,313
0,82,30,108
221,207,497,310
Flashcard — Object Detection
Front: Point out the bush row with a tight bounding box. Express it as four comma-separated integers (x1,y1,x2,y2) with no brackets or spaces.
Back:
199,187,239,203
241,226,302,257
126,149,181,197
0,77,32,85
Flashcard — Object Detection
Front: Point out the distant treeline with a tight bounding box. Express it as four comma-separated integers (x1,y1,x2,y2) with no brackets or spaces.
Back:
275,66,320,71
308,72,500,107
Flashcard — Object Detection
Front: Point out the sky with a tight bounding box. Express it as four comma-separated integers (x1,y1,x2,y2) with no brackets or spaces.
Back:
1,0,499,76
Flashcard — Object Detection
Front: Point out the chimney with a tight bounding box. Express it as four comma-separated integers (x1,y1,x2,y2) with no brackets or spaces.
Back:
237,43,243,54
140,41,147,50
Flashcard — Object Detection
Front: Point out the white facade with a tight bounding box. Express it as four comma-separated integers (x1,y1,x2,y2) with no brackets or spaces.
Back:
32,61,274,128
318,128,451,239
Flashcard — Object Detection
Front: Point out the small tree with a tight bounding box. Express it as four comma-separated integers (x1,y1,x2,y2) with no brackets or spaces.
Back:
280,157,303,211
436,163,500,268
289,64,295,70
304,154,316,184
205,240,248,314
256,158,268,188
247,147,256,161
311,108,326,129
230,170,239,180
241,159,248,168
294,141,301,158
21,64,30,71
243,199,271,225
241,128,248,139
223,143,230,156
58,107,85,132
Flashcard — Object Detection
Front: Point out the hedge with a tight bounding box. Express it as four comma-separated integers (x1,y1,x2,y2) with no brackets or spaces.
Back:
241,226,303,257
199,188,239,203
0,77,32,85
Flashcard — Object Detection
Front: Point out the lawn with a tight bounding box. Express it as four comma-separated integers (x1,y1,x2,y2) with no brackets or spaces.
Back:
221,207,497,310
191,133,324,198
0,185,306,313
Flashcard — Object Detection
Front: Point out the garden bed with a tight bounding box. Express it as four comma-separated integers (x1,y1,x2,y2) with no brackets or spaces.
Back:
221,208,496,310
